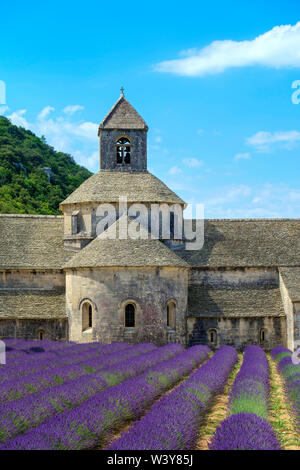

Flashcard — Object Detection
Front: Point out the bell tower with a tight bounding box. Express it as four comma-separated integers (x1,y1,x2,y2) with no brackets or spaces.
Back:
98,89,148,172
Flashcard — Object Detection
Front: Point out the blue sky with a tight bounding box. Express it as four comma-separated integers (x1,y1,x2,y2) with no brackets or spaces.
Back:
1,0,300,217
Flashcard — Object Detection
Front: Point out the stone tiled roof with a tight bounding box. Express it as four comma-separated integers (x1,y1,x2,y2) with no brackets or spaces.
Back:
99,95,148,131
188,285,285,317
60,171,185,206
0,215,73,270
0,215,299,270
178,219,300,267
63,215,189,269
279,267,300,301
0,289,66,318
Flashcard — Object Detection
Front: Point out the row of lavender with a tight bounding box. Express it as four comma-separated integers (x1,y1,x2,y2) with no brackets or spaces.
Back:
108,345,238,450
0,343,157,404
0,342,185,445
2,340,295,451
271,346,300,433
1,345,210,449
4,338,76,353
209,345,281,450
0,341,132,382
2,339,79,362
2,341,97,371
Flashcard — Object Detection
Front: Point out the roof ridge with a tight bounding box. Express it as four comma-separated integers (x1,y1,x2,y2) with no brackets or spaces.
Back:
185,218,300,222
0,214,64,219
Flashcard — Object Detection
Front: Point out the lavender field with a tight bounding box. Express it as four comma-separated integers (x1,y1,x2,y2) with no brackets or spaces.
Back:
0,339,299,450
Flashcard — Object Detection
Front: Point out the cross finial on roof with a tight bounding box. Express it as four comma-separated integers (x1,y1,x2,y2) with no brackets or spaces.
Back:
120,86,125,96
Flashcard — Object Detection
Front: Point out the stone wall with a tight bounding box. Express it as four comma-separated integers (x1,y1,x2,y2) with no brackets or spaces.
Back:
66,266,188,345
187,267,286,350
0,269,65,290
0,264,290,349
279,272,295,350
293,302,300,348
187,316,286,351
0,318,68,340
0,269,67,341
189,266,279,286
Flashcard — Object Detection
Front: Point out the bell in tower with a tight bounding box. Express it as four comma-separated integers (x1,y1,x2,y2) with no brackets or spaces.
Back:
98,89,148,172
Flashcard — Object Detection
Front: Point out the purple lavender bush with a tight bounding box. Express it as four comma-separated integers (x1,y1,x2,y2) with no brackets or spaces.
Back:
2,339,91,363
229,345,270,418
209,345,281,450
1,345,210,450
107,345,237,450
0,341,131,383
0,343,155,403
271,346,292,362
209,413,281,450
0,343,183,445
272,347,300,433
1,339,77,365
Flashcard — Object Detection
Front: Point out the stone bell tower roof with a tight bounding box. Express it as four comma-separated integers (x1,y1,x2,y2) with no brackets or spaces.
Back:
98,91,148,133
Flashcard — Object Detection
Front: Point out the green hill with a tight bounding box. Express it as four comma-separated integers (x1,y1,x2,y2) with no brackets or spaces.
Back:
0,116,92,214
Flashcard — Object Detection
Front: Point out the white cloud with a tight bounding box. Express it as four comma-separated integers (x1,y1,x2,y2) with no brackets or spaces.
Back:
155,135,162,143
155,22,300,76
197,129,204,135
7,107,99,171
63,105,84,115
73,150,99,171
7,109,29,128
247,130,300,152
169,166,182,175
0,105,9,115
182,158,204,168
38,106,55,120
206,184,252,206
234,152,251,161
62,121,98,140
8,108,98,147
200,182,300,217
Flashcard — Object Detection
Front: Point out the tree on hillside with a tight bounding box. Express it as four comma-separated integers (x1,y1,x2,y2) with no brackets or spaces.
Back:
0,116,92,214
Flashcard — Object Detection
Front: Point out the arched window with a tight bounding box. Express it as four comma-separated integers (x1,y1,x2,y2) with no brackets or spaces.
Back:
167,301,176,329
38,329,45,340
82,302,93,331
125,303,135,327
208,329,217,345
260,328,267,342
116,137,131,165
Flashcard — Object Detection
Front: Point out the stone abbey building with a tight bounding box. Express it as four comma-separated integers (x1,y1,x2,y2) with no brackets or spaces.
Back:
0,93,299,351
